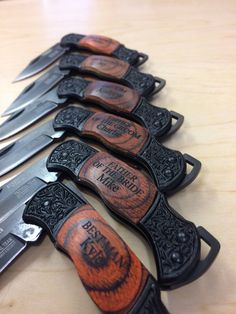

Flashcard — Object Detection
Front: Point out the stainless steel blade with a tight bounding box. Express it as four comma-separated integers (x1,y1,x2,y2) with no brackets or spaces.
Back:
14,43,68,82
0,87,66,141
0,157,59,201
2,65,69,116
0,179,46,241
0,180,49,273
0,232,27,272
0,120,65,176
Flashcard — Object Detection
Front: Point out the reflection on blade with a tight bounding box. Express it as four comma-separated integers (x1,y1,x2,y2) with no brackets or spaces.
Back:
0,87,66,141
0,194,44,272
0,232,26,272
0,159,60,273
0,157,59,201
0,120,65,176
14,43,68,82
2,65,69,116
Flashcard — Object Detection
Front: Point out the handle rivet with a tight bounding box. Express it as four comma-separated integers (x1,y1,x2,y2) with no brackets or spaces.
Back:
43,201,49,206
165,169,172,176
177,232,187,243
171,252,182,263
154,121,161,127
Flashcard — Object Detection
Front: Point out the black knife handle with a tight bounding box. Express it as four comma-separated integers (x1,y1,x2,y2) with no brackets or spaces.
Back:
54,106,200,192
47,140,220,289
57,77,183,139
132,98,184,139
138,194,220,289
59,53,165,97
23,182,168,314
138,137,202,194
60,33,148,66
124,68,166,97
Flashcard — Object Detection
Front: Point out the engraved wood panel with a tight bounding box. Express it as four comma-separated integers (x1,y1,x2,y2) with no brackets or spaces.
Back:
82,112,149,155
78,152,157,224
56,204,149,314
80,55,130,79
84,81,140,113
79,35,120,54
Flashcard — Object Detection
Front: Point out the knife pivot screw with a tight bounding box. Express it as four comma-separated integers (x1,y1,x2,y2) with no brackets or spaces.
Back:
171,252,183,263
44,201,50,206
177,232,187,243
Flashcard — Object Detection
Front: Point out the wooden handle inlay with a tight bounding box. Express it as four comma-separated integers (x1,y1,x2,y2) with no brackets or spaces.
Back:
80,55,130,79
84,81,140,113
82,112,149,155
78,152,157,224
56,205,149,313
79,35,120,54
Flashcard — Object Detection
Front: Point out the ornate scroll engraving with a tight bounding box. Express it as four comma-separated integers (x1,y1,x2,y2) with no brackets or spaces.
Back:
61,33,84,46
130,276,166,314
140,195,198,281
113,45,138,64
60,54,86,69
54,106,92,130
124,68,154,95
48,140,96,175
24,183,85,235
57,77,89,98
139,137,184,189
132,98,171,137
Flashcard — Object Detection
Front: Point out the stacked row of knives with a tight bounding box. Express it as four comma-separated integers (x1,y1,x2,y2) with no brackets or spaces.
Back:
0,34,220,313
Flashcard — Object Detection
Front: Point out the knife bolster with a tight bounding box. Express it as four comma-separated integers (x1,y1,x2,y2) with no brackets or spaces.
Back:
138,137,186,192
54,106,93,133
23,183,86,240
61,33,85,47
132,98,172,138
124,67,156,96
59,53,87,70
138,194,200,289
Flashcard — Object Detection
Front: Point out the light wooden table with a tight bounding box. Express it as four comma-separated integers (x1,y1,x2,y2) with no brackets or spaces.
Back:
0,0,235,313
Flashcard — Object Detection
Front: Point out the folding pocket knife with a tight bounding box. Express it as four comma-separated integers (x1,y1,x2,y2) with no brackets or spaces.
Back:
4,55,166,116
0,76,183,140
16,53,166,99
14,33,149,82
46,139,220,289
0,108,198,195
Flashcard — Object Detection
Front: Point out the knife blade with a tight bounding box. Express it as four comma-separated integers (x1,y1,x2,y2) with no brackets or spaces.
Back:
2,65,70,116
0,106,199,193
14,33,148,82
23,181,168,314
0,89,66,141
14,43,68,82
0,77,183,140
0,120,65,176
0,157,59,272
46,139,220,289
